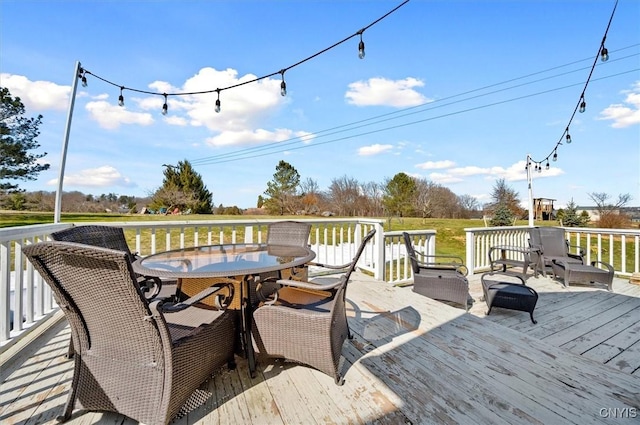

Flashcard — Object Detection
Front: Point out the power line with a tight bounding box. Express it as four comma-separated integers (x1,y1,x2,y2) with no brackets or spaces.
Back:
188,48,638,166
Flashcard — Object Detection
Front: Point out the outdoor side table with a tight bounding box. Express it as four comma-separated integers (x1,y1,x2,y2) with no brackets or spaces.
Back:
481,272,538,324
551,260,614,291
488,245,541,279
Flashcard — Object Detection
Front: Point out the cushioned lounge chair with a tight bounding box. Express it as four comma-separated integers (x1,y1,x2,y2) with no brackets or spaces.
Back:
528,226,584,276
252,228,376,385
402,232,471,311
23,241,237,425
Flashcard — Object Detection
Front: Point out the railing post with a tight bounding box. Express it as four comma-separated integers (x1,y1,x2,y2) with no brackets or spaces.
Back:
244,226,254,243
373,222,384,281
466,229,476,275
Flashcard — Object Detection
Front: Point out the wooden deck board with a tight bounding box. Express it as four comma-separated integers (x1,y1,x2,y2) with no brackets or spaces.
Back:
2,273,640,424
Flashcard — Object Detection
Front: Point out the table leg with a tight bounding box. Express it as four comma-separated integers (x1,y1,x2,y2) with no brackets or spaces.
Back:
240,276,257,378
500,249,507,272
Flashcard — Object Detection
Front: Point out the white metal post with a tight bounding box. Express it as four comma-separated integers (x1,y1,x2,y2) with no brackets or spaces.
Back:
527,154,534,227
54,61,81,223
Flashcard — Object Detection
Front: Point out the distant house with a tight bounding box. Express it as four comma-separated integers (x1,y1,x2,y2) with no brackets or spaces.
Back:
577,206,640,223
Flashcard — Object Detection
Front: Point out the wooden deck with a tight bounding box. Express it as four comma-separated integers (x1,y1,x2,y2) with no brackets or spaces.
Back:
2,272,640,424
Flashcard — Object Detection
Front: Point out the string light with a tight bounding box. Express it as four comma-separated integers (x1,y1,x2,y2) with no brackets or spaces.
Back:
161,93,168,115
525,0,617,177
78,68,88,87
280,70,287,96
73,1,409,114
118,86,125,107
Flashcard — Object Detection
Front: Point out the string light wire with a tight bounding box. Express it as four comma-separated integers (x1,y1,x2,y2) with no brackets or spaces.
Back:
76,0,410,112
526,0,619,170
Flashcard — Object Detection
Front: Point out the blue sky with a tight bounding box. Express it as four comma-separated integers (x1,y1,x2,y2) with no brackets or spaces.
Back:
2,0,639,210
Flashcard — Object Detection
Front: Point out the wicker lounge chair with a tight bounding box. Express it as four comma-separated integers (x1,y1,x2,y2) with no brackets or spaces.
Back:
23,241,237,425
252,228,376,385
528,227,584,276
51,224,168,299
402,232,471,311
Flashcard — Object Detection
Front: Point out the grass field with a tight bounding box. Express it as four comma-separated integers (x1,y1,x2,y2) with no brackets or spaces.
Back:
1,211,636,273
0,210,531,260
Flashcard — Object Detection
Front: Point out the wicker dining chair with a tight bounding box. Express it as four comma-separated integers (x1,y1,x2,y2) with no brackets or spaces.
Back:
402,232,471,311
51,224,168,299
252,228,376,385
23,241,237,425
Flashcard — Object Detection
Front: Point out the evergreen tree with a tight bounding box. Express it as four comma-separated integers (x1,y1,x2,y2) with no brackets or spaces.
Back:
263,160,301,215
151,160,213,213
562,199,588,227
1,87,50,193
382,172,416,217
489,203,515,226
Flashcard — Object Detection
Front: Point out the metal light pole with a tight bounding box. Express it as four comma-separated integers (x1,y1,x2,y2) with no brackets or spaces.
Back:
54,61,81,223
526,153,534,227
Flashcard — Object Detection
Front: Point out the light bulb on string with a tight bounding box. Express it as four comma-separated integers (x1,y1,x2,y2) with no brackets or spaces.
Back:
600,46,609,62
118,87,125,107
579,95,586,113
215,89,221,113
545,161,550,170
80,70,88,87
161,93,168,115
358,31,365,59
553,151,558,162
565,128,572,144
280,71,287,96
537,164,542,173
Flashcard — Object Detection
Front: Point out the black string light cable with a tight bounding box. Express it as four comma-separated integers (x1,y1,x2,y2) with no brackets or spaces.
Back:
188,47,638,166
76,0,410,114
526,0,619,173
189,68,638,166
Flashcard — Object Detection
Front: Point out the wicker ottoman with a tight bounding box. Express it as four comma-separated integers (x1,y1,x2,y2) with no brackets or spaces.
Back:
481,273,538,324
551,260,614,291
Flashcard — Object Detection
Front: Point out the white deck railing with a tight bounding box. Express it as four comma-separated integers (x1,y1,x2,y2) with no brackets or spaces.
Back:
1,218,391,348
3,220,638,350
465,225,640,276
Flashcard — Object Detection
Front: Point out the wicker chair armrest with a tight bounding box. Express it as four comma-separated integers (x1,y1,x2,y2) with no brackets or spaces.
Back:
275,278,345,292
307,261,350,271
162,281,235,311
415,253,468,276
591,260,614,273
567,244,585,257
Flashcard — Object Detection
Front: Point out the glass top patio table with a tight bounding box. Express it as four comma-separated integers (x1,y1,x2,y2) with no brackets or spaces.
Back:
132,243,315,279
132,243,315,380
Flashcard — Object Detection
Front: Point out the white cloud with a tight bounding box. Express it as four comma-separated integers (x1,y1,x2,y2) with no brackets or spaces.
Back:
429,160,564,184
415,160,456,170
358,144,393,156
85,100,154,130
205,128,311,147
345,77,430,107
597,81,640,128
1,73,70,111
47,165,136,188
